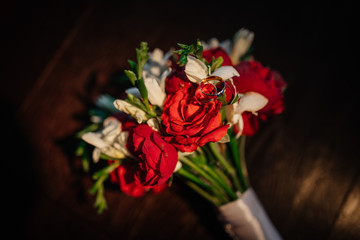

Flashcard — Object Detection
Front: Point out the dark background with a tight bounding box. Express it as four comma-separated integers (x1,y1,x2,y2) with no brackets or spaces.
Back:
1,1,358,239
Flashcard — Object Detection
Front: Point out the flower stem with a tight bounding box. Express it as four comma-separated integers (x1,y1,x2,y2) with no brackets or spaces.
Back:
187,151,236,199
238,135,249,190
202,165,237,200
177,167,212,190
228,131,248,192
183,180,221,206
179,155,229,203
208,142,242,192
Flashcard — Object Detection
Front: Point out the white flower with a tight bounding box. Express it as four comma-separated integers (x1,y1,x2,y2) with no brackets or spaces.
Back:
202,38,232,54
184,55,239,84
142,48,172,107
113,99,148,124
143,70,168,107
226,92,268,138
81,117,131,162
202,28,254,65
230,28,254,64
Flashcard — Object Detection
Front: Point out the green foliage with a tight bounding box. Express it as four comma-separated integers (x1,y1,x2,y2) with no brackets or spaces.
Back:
174,39,204,66
209,56,223,73
90,161,121,213
174,39,223,73
89,174,108,213
124,42,153,113
124,70,137,86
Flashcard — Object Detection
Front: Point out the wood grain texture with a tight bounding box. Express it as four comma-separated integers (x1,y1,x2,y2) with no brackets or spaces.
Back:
2,1,358,239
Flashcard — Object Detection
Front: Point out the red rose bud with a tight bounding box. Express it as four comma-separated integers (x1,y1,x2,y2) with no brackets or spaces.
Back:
127,124,178,187
110,162,147,198
161,85,229,152
110,161,169,197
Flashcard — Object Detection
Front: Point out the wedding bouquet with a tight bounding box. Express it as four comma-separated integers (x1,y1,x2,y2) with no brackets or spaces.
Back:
75,28,286,240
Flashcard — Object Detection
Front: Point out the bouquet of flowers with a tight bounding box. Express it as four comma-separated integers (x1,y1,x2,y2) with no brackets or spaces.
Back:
75,28,286,240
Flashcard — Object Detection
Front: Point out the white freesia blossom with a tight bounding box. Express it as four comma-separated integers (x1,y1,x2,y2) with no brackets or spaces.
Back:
231,28,255,64
202,28,254,65
147,118,160,131
143,71,167,107
226,92,268,138
113,99,148,124
81,117,131,162
142,48,172,107
185,55,239,84
202,38,232,54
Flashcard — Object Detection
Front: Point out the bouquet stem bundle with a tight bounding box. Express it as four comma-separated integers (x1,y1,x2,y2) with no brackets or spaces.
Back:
177,133,248,206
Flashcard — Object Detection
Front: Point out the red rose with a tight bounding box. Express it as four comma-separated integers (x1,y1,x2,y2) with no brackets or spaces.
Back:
203,47,233,66
165,64,194,95
126,124,178,187
161,85,229,152
110,162,168,198
232,61,286,135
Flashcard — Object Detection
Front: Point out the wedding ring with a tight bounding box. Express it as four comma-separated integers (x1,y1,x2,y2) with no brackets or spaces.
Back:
194,76,226,104
199,76,226,97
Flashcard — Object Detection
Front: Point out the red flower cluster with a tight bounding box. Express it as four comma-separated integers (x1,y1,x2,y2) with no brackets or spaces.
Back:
232,61,286,135
204,47,286,136
109,124,178,197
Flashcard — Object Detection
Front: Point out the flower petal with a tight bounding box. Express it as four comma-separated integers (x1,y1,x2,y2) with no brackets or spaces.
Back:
211,66,239,80
113,99,148,123
81,132,107,149
143,71,166,107
147,118,160,131
185,55,208,83
236,92,268,114
231,28,255,64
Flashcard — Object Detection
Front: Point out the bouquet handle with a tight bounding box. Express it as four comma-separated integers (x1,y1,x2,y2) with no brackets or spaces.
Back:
218,188,282,240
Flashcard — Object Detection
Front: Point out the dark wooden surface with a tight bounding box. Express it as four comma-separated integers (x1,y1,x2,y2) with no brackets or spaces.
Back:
1,1,359,239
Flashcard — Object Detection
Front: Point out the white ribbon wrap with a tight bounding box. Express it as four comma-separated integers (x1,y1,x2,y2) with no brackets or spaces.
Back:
218,188,282,240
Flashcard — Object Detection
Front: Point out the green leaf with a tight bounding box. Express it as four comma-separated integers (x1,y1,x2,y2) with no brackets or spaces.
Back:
136,78,148,103
127,93,146,110
230,93,241,105
94,183,107,214
128,60,137,73
195,39,203,59
81,146,90,173
174,41,204,66
217,92,228,106
92,161,120,180
75,141,86,156
124,70,137,86
89,161,121,213
89,174,109,213
136,42,149,79
210,56,224,73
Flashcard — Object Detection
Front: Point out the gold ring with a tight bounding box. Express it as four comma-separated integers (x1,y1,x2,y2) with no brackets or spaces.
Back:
199,76,226,97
